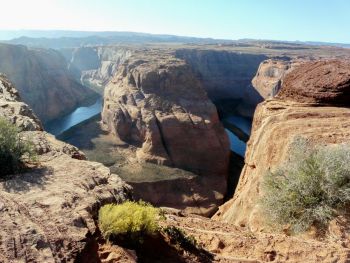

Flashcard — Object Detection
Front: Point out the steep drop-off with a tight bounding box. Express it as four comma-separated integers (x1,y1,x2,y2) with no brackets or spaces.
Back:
0,43,97,122
0,75,130,262
214,60,350,237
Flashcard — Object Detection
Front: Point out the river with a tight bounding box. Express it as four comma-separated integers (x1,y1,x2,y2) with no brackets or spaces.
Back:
45,99,252,157
224,116,252,157
44,98,103,136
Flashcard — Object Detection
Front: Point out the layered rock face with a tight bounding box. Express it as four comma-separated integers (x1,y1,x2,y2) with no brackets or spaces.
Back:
64,46,133,91
252,59,301,99
0,75,130,262
175,49,267,115
0,43,97,122
214,60,350,232
102,51,230,214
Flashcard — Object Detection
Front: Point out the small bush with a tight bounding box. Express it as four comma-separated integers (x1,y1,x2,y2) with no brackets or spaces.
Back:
98,201,162,242
0,118,36,176
261,138,350,233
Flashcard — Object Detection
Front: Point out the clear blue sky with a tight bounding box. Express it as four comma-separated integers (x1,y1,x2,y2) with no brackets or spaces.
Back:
1,0,349,43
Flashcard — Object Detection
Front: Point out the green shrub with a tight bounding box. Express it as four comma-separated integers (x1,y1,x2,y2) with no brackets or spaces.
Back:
261,138,350,233
0,118,36,176
98,201,162,242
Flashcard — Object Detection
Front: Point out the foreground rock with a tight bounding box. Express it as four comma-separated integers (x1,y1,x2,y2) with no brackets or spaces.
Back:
277,59,350,105
102,51,230,215
214,60,350,236
0,75,131,262
95,208,350,262
0,43,97,122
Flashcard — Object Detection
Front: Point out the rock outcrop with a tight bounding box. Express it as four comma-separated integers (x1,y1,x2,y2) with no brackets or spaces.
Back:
214,60,350,234
277,59,350,105
0,43,97,122
102,51,230,215
252,59,302,99
0,75,131,262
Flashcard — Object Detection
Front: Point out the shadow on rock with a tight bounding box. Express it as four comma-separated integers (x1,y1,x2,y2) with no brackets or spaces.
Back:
1,166,53,193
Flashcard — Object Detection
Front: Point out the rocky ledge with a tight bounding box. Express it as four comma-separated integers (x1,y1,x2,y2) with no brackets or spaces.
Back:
0,75,131,262
214,59,350,240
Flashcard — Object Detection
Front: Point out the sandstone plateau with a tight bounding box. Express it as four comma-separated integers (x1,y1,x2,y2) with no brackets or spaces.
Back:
214,59,350,241
0,75,131,262
101,51,230,215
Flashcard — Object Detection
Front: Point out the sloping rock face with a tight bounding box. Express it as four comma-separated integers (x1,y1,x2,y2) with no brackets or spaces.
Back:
252,59,301,99
102,51,230,214
0,74,42,131
0,43,97,122
0,75,131,262
214,60,350,232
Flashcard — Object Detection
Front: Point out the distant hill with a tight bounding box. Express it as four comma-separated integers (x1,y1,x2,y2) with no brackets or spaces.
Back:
0,30,349,50
0,30,232,49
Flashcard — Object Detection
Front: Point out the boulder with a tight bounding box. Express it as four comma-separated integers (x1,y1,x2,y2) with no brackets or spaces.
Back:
277,59,350,105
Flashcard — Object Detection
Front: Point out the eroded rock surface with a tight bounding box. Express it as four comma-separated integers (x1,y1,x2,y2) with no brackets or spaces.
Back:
0,75,131,262
102,51,230,215
214,59,350,234
166,210,350,263
277,59,350,105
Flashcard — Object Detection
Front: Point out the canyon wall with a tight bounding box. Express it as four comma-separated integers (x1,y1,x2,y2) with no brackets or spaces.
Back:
175,49,267,116
0,75,130,261
214,60,350,233
101,51,230,215
0,44,97,122
251,59,302,99
63,46,134,91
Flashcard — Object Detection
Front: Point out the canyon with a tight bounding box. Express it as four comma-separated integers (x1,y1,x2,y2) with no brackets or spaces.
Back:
1,37,350,261
55,43,350,216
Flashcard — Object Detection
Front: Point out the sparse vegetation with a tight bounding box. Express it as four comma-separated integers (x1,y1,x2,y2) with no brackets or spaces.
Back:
261,138,350,233
162,225,198,250
0,118,36,176
98,201,162,243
